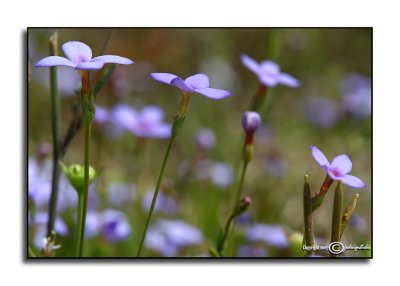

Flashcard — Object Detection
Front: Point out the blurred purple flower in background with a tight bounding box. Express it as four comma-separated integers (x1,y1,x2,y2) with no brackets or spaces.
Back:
246,224,289,248
29,157,78,212
151,73,231,99
264,153,287,177
35,41,133,71
145,219,204,256
101,209,132,242
195,128,216,150
107,182,137,207
142,189,178,215
84,211,102,239
305,96,340,128
238,245,268,257
33,67,80,97
194,160,234,189
94,104,111,125
340,74,371,118
311,145,366,188
349,214,369,234
241,54,300,87
210,162,234,188
112,104,171,138
33,212,68,248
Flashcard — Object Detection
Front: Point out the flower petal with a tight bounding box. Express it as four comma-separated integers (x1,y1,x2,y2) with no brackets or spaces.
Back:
331,154,352,175
75,61,104,70
150,73,178,84
241,54,260,75
62,41,92,65
91,55,134,65
341,175,366,188
35,56,75,68
278,73,300,87
195,88,231,100
170,77,193,92
311,145,330,167
184,74,209,89
259,74,279,87
260,60,280,75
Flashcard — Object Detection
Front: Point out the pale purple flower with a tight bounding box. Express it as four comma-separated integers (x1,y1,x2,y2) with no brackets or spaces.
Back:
238,245,268,257
94,104,111,125
242,111,261,133
194,160,234,188
111,104,171,138
306,96,340,128
241,54,300,87
35,41,133,70
107,182,136,207
349,214,369,234
246,224,289,248
210,162,234,188
311,145,366,188
195,128,216,150
264,154,287,177
101,209,132,242
340,74,371,118
150,73,231,99
84,212,102,239
142,190,178,215
144,219,204,256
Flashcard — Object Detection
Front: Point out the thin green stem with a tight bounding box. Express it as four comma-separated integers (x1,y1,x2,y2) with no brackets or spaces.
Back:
217,213,235,255
234,161,249,205
136,132,177,257
303,175,315,255
330,180,343,257
46,32,62,238
76,192,85,257
76,92,94,257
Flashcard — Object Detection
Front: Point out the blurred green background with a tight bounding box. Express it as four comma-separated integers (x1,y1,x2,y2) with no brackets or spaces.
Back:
28,28,371,257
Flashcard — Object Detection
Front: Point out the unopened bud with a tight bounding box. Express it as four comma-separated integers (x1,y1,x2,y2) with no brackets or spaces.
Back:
242,111,261,147
235,196,252,215
242,111,261,134
60,163,96,194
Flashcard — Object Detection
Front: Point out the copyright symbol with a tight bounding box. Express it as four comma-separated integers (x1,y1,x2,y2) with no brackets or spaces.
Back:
329,242,344,255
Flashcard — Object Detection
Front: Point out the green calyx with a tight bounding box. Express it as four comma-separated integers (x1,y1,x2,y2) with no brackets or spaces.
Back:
60,162,96,194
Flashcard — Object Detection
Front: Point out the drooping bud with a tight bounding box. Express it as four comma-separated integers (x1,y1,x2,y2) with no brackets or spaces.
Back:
234,195,252,215
60,162,96,194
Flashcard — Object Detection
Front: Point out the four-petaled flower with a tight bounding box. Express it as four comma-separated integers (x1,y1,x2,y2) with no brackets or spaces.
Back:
35,41,133,70
150,73,231,100
241,54,300,88
311,145,366,188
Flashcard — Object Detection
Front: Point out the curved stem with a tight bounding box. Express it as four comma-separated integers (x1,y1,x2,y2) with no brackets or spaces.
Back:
136,133,177,257
234,161,249,205
217,213,235,255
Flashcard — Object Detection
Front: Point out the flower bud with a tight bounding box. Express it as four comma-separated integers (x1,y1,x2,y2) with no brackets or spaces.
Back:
234,196,252,215
242,111,261,134
60,163,96,194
